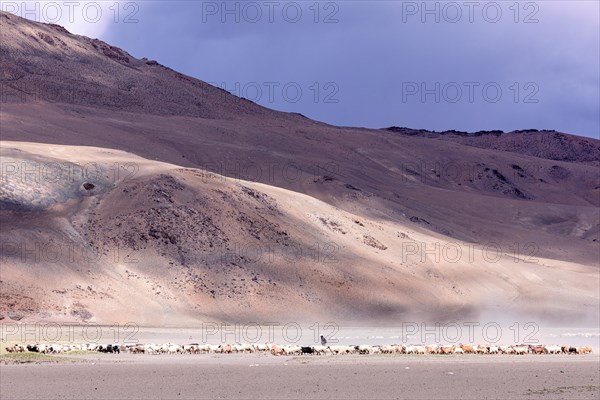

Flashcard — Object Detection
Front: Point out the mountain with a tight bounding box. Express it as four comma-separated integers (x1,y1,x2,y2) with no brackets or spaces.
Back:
1,11,598,326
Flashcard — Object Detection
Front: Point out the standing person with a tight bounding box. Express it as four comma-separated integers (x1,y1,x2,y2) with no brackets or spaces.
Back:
320,335,327,346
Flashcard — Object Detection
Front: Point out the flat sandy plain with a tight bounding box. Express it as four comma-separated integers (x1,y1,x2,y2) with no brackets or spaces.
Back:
1,353,599,400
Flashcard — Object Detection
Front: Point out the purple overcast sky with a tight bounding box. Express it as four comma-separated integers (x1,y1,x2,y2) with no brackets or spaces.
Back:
5,1,600,138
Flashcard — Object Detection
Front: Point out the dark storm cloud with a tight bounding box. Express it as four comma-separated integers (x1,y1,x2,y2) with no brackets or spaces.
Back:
80,1,600,138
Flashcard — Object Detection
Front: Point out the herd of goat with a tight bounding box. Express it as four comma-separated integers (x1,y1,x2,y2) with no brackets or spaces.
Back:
5,343,593,356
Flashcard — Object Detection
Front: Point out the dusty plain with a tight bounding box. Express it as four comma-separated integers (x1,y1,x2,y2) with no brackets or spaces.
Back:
1,353,599,400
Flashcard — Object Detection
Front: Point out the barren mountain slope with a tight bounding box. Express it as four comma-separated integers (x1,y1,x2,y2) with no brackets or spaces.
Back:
0,11,300,121
383,127,600,166
0,12,599,325
1,142,597,326
2,102,598,266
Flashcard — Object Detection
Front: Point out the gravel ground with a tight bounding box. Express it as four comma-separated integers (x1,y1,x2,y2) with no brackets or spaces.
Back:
1,354,598,399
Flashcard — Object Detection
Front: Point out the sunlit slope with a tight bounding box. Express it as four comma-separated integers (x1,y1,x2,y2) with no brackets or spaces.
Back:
1,142,597,325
